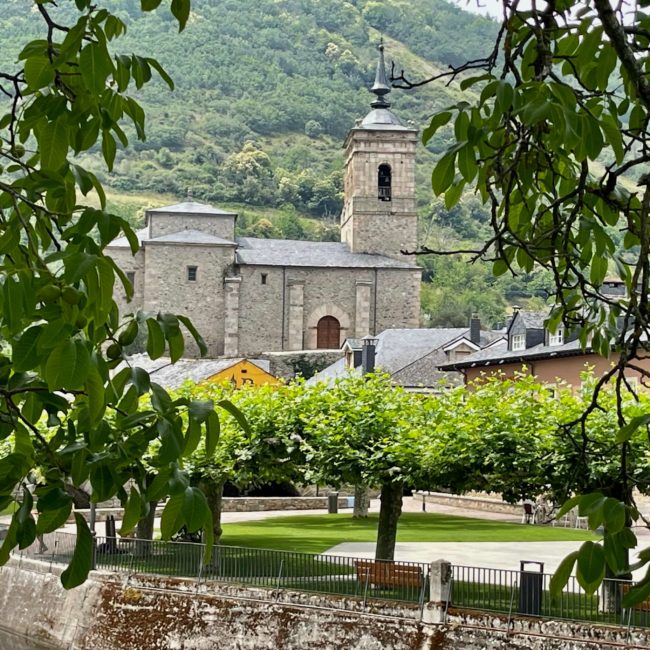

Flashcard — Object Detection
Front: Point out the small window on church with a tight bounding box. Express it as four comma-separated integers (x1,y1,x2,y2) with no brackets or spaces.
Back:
187,266,198,282
378,163,391,201
261,273,268,285
126,271,135,286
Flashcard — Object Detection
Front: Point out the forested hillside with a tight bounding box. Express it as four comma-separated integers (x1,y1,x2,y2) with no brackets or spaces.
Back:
0,0,551,324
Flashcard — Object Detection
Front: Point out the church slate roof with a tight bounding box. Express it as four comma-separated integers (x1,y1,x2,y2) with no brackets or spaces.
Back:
147,201,236,215
146,230,236,246
108,228,235,248
235,237,415,269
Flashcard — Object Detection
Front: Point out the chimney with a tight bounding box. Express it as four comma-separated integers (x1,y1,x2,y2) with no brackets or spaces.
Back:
470,313,481,346
361,335,378,374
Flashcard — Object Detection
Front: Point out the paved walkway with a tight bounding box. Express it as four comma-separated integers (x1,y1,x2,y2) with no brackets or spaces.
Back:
4,496,650,579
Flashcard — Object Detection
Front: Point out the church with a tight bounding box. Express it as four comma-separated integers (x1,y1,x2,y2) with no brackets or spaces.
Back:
108,45,422,358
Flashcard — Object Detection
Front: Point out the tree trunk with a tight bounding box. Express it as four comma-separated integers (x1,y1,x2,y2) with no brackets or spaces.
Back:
134,499,158,558
375,481,403,561
199,477,225,545
353,485,370,518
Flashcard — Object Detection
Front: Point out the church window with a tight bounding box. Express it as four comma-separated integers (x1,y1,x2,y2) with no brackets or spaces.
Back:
187,266,198,281
261,273,268,285
126,271,135,285
316,316,341,349
378,164,391,201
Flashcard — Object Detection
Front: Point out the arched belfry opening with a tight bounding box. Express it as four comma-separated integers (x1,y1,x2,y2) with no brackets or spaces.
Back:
316,316,341,349
378,163,391,201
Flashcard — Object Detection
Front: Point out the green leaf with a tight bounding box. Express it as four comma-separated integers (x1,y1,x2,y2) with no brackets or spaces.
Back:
79,42,111,94
202,513,214,565
61,514,94,589
431,151,457,196
37,116,69,172
12,325,43,372
177,315,207,357
90,464,114,503
183,419,202,457
36,502,73,535
102,131,117,171
146,318,166,359
422,111,452,145
119,487,143,536
205,410,220,456
141,0,164,10
602,498,626,534
171,0,191,31
549,551,578,598
24,56,55,90
146,58,174,90
622,573,650,608
189,400,214,424
45,339,91,390
217,399,249,434
617,414,650,442
160,492,184,539
157,417,184,464
576,541,605,595
183,486,208,532
85,364,106,425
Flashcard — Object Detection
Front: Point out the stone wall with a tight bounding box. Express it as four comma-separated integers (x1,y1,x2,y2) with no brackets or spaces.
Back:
2,559,650,650
263,350,343,379
419,491,521,515
143,242,234,356
147,212,236,241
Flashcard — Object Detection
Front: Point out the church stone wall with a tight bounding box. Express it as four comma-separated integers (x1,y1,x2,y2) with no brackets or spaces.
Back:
110,247,145,317
147,212,236,241
143,243,233,356
237,265,285,355
374,268,421,332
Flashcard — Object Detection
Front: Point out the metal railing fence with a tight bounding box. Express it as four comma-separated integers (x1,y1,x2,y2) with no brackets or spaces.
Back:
452,564,650,628
16,531,430,605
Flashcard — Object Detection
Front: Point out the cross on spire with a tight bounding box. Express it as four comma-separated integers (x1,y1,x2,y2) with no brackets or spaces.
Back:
370,38,391,110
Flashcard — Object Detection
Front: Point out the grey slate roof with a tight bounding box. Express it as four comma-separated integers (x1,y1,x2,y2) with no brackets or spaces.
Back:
438,337,590,371
147,201,236,216
108,227,149,249
108,228,235,248
360,108,412,130
115,355,272,391
309,327,504,389
235,237,416,269
146,230,236,246
515,310,548,330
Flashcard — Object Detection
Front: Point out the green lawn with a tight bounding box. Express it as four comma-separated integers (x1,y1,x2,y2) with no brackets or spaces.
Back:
220,512,596,554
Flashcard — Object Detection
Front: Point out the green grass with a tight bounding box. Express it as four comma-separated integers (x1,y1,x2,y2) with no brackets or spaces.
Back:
220,512,596,554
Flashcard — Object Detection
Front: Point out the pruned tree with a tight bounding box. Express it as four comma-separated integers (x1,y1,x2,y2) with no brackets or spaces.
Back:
392,0,650,603
0,0,245,589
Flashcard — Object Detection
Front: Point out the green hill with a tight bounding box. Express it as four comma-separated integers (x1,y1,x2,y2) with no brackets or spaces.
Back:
1,0,550,324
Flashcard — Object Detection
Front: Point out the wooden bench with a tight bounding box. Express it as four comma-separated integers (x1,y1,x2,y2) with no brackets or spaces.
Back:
622,584,650,612
355,559,424,589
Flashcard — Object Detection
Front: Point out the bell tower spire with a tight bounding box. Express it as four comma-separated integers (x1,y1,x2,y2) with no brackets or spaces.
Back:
370,38,391,110
340,41,419,263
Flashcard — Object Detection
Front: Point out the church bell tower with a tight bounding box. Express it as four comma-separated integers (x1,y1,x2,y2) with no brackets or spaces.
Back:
341,42,418,262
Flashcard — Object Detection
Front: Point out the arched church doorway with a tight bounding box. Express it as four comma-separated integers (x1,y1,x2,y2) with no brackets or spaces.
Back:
316,316,341,349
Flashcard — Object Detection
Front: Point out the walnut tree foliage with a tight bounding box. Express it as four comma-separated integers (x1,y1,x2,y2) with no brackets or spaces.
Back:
0,0,249,589
395,0,650,603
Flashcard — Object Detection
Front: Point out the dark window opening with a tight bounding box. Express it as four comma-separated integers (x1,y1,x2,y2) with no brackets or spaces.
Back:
316,315,341,349
126,271,135,285
378,164,391,201
187,266,198,281
261,273,268,285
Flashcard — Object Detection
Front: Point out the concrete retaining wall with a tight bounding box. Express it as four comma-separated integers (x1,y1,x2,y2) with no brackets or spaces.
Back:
3,559,649,650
